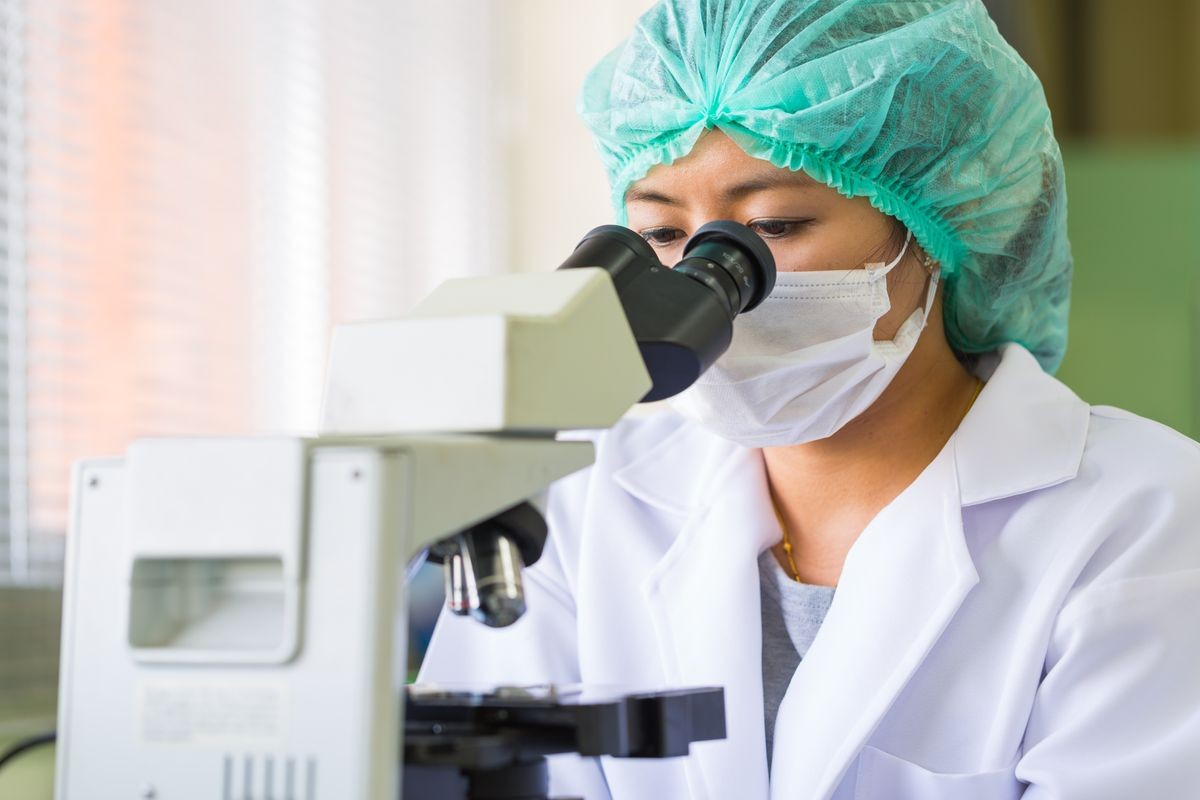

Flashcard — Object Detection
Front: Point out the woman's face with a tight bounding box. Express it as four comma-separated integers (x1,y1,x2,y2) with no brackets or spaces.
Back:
624,130,934,340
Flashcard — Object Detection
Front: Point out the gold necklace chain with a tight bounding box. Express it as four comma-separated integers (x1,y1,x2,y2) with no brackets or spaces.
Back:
772,376,985,583
965,376,984,413
776,508,805,583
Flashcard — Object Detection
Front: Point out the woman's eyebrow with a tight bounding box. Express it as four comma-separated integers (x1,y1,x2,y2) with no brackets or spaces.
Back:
625,186,681,206
722,172,815,201
626,171,815,207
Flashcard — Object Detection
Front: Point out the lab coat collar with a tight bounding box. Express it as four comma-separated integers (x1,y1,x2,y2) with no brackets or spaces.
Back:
633,436,978,799
954,343,1090,506
613,343,1091,799
611,415,737,516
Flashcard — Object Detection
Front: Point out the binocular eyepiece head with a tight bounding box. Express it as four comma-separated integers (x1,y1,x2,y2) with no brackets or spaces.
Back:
560,220,777,402
431,222,778,631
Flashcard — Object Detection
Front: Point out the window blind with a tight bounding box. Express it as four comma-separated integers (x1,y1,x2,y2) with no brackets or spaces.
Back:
1,0,31,585
0,0,504,588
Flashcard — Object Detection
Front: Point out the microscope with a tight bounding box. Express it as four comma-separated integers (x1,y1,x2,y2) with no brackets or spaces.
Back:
53,222,775,799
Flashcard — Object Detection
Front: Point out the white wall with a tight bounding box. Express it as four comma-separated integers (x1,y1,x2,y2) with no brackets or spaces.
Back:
498,1,657,274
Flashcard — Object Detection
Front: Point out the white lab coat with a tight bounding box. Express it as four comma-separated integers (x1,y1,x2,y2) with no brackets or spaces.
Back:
418,343,1200,799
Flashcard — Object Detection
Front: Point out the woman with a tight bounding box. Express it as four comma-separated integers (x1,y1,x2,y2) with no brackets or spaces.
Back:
420,1,1200,798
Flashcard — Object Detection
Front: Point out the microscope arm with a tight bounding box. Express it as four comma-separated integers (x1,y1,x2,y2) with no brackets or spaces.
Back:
320,267,652,439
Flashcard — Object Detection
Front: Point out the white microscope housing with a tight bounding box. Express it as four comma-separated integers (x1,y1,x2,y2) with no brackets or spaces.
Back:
54,267,648,800
53,222,774,799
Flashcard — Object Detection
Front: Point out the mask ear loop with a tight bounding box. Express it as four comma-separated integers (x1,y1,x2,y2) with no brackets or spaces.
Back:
864,230,913,276
920,267,940,323
869,230,940,331
919,240,941,326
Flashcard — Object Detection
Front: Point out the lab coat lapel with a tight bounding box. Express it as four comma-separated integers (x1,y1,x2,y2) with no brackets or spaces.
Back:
640,443,777,800
764,344,1086,798
611,344,1088,800
769,446,979,800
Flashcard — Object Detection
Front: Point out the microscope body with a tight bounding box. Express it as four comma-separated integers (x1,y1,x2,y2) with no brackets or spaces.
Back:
56,434,592,800
55,225,773,799
55,268,642,800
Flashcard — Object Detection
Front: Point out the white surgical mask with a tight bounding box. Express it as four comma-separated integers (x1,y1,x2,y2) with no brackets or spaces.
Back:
669,232,938,447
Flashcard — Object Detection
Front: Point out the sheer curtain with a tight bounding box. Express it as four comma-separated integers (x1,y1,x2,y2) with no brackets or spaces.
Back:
0,0,505,723
0,0,660,728
0,0,504,585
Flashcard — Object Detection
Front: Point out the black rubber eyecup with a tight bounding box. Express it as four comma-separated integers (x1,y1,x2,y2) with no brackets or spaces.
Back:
577,224,661,263
682,221,776,311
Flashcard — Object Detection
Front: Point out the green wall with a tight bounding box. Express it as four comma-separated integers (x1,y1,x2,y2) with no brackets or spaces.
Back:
1055,145,1200,437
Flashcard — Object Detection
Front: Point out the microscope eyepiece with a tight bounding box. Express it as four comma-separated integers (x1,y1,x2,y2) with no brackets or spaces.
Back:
559,221,776,402
431,225,778,630
676,220,776,315
574,223,660,264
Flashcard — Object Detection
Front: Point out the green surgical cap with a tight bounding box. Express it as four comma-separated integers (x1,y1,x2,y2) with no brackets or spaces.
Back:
579,0,1072,372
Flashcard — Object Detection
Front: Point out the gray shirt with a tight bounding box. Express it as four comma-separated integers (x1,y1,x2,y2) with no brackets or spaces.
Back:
759,550,836,767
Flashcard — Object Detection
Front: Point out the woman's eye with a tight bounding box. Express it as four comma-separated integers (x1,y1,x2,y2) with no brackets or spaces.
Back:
639,227,686,247
748,219,808,239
